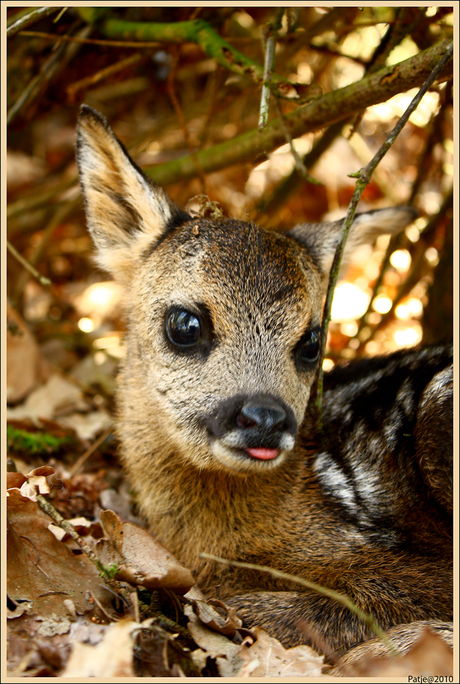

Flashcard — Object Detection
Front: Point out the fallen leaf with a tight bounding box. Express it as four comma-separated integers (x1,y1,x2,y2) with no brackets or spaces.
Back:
7,374,88,423
133,622,201,677
97,509,195,594
26,465,56,478
191,598,242,637
61,619,137,676
329,625,453,677
19,465,56,500
59,409,112,441
184,603,243,677
7,472,27,489
7,613,72,676
7,303,50,404
236,626,324,677
7,496,113,620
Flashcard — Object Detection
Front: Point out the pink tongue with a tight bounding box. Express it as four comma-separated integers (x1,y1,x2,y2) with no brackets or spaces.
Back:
245,447,280,460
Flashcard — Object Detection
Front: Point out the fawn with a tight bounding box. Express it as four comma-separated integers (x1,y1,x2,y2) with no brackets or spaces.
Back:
77,105,453,663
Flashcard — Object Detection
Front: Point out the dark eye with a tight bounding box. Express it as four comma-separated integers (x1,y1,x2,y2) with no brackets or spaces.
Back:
166,308,203,348
295,328,321,367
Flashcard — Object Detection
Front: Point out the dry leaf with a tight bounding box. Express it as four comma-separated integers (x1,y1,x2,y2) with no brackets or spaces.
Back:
26,466,56,478
7,374,88,423
20,466,56,500
7,496,112,620
7,466,56,503
59,409,112,441
62,619,137,677
7,472,27,490
7,303,50,404
133,622,200,676
191,598,242,637
236,626,324,677
184,604,243,677
97,509,195,594
330,626,453,677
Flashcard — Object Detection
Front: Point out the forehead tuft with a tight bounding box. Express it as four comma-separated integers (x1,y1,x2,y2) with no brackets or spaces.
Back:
173,219,313,291
146,218,324,331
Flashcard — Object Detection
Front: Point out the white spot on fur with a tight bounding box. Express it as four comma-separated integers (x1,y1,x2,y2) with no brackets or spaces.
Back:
352,462,381,503
419,365,453,409
313,452,358,513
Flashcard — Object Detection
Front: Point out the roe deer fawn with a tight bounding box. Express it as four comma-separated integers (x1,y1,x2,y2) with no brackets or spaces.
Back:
77,105,453,664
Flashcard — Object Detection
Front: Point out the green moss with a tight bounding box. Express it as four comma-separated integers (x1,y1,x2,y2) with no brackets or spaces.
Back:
100,563,119,580
7,425,74,457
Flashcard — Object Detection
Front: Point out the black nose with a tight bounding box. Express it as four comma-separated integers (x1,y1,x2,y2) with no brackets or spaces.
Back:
205,393,297,449
236,397,287,431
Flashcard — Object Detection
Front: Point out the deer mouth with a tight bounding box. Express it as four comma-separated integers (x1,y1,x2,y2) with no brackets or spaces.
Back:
208,440,288,472
244,447,281,460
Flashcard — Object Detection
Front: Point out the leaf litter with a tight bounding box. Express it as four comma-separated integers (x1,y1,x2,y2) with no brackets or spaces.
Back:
6,462,330,677
7,400,453,677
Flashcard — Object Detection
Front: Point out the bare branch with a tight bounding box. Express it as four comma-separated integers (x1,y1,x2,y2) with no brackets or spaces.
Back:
313,41,453,427
142,40,452,186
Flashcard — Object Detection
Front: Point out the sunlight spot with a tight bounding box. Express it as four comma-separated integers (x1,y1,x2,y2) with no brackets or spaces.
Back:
331,283,370,321
393,326,422,347
372,296,392,314
390,249,411,271
78,317,95,333
425,247,439,265
322,358,334,371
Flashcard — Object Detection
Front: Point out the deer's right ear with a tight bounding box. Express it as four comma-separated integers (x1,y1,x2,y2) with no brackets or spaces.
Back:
77,105,189,280
287,206,418,282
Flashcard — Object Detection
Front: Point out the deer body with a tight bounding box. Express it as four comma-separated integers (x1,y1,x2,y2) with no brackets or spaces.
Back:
77,106,452,659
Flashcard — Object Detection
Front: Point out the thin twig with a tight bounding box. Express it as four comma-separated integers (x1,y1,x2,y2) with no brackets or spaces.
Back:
200,552,400,655
313,40,453,427
275,97,321,185
76,10,301,101
53,8,69,23
7,175,78,223
167,48,207,194
258,9,285,129
7,240,51,287
7,7,61,37
36,493,122,591
69,427,113,478
350,94,450,336
67,53,147,101
18,29,163,49
7,24,92,126
13,196,81,301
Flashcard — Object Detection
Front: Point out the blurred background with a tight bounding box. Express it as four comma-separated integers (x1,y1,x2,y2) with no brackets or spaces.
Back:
6,5,454,446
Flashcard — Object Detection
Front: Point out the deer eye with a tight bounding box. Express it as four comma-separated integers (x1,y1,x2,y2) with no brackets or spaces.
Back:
295,328,321,367
166,308,202,348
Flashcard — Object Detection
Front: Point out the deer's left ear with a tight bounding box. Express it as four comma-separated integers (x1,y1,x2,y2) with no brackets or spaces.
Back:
287,207,417,280
77,105,189,281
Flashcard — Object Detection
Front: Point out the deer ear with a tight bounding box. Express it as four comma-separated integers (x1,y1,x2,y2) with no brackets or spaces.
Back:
76,105,189,280
287,206,418,280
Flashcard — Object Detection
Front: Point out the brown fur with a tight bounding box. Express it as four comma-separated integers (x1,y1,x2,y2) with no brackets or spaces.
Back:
77,106,452,661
